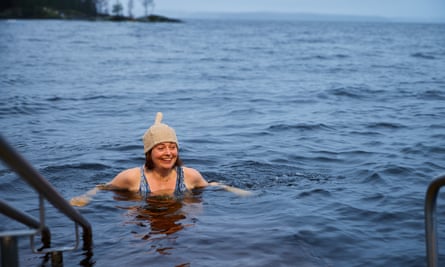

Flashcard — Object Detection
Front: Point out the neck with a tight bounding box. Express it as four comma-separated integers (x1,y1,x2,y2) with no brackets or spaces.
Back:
152,167,175,181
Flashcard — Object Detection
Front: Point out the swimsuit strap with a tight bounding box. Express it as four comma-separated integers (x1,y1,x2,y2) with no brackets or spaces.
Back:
139,165,150,196
174,166,187,195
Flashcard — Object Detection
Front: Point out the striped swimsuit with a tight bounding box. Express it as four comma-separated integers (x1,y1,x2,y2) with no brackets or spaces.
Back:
139,165,187,197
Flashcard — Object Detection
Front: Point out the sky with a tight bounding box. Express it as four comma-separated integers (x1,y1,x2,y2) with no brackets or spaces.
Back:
135,0,445,21
125,0,445,22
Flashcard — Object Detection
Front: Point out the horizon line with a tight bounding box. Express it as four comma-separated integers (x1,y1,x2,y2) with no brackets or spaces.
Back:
155,10,445,23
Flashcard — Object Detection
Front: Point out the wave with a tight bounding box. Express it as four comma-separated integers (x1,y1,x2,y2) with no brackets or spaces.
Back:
215,159,345,190
297,53,350,61
349,130,383,136
361,171,388,185
293,37,328,44
410,52,436,60
298,188,331,198
0,93,124,117
400,142,445,155
99,144,141,152
325,86,386,100
42,162,110,173
268,123,335,132
0,96,58,116
380,164,416,176
46,94,124,102
366,122,406,129
417,89,445,100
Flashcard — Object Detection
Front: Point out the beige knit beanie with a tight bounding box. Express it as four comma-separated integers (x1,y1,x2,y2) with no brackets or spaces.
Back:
142,112,178,153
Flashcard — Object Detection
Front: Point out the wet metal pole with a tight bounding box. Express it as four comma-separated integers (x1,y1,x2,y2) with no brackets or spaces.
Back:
425,174,445,267
1,236,19,267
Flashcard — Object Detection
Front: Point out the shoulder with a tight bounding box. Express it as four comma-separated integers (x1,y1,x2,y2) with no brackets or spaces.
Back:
116,167,141,179
109,167,141,191
182,166,208,189
182,166,201,177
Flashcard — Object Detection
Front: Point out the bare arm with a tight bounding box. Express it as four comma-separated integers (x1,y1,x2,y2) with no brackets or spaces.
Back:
183,167,253,196
70,168,140,207
208,182,253,197
69,186,100,207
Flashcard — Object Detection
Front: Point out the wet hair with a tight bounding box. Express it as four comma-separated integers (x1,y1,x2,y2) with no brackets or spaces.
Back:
144,150,183,170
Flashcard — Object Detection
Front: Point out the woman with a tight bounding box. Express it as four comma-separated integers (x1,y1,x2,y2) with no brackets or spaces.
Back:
108,112,208,196
70,112,250,207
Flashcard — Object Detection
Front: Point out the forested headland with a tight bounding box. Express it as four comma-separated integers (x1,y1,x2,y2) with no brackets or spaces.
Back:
0,0,181,22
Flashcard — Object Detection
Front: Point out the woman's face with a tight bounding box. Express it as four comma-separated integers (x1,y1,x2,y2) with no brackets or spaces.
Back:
151,142,178,170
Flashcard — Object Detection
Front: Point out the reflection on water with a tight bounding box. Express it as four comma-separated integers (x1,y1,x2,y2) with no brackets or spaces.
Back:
113,190,203,256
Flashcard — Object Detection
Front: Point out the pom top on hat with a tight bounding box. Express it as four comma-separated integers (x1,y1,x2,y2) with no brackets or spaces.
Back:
142,112,178,153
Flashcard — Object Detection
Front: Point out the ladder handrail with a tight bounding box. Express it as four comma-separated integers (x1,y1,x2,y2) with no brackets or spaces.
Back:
0,135,92,250
0,199,51,248
425,174,445,267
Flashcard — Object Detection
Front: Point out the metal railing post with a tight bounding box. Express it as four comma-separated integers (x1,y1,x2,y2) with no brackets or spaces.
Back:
1,236,19,267
425,174,445,267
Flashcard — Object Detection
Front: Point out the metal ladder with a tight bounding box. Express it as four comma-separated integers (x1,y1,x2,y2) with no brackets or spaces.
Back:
0,135,92,267
425,174,445,267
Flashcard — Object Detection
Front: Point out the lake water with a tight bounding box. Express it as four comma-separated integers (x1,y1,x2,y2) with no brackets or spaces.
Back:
0,18,445,267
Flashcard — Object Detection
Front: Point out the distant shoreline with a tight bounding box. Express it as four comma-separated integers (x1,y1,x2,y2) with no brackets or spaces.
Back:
157,11,445,24
0,7,182,23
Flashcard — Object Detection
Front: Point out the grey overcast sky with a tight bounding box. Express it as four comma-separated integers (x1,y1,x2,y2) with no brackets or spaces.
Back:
130,0,445,22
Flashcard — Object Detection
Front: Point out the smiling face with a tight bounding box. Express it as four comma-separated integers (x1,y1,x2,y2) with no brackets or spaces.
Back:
150,142,178,170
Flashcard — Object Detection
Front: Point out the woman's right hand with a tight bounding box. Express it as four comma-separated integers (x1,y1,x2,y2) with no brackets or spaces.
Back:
70,195,91,207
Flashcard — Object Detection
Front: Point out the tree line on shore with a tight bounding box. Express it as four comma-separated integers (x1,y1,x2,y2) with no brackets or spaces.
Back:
0,0,169,21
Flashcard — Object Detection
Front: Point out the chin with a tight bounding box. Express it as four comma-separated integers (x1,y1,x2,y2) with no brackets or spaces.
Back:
158,160,176,169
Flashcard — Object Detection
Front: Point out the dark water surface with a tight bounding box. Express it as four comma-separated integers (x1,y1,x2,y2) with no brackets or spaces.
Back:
1,19,445,266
